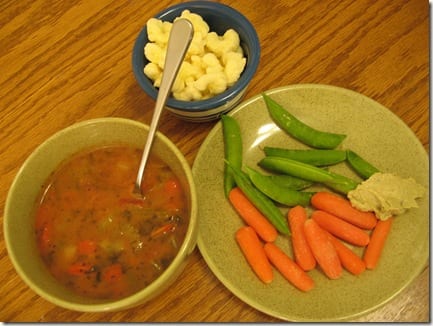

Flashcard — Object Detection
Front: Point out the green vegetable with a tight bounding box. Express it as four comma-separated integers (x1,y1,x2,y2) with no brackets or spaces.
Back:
346,150,380,179
226,163,290,235
259,156,359,194
267,174,313,190
264,147,346,166
221,115,243,198
262,93,346,149
245,167,314,207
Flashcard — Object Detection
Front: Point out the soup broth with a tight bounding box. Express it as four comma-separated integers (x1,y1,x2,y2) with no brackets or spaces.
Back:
34,145,189,300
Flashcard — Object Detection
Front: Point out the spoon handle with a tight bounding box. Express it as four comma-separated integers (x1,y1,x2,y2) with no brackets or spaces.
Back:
135,19,193,194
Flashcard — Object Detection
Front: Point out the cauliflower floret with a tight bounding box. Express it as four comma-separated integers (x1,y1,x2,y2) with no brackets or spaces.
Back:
179,60,204,80
202,52,223,74
147,18,172,46
144,42,166,68
177,10,209,57
143,62,162,86
194,71,228,96
223,52,246,86
177,10,209,36
171,75,185,94
173,81,202,101
205,29,242,58
185,31,207,57
172,61,204,93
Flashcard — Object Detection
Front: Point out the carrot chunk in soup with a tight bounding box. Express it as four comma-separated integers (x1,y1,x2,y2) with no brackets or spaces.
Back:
34,146,189,300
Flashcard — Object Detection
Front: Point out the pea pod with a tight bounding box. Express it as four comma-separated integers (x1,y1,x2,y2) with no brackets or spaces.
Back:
221,115,243,198
259,156,359,194
346,150,380,179
262,93,346,149
245,167,314,207
264,147,346,166
226,163,290,235
267,174,313,190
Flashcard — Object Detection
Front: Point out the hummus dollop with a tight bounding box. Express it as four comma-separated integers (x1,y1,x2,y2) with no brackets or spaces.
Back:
347,173,425,220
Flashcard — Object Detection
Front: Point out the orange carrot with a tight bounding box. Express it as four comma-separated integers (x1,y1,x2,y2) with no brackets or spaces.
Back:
311,210,370,247
288,206,316,271
77,240,97,255
363,217,393,269
303,219,342,279
235,226,273,284
229,187,278,242
164,178,182,196
326,231,366,275
150,222,176,238
264,242,314,292
102,263,123,282
311,191,377,229
67,262,93,276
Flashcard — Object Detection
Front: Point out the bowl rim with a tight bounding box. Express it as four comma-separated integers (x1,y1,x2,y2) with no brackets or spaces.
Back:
131,1,260,112
4,117,198,312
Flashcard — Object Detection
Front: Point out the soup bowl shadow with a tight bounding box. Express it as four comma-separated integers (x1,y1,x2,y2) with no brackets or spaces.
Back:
4,117,198,312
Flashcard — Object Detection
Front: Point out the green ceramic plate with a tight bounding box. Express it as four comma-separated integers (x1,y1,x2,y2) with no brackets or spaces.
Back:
192,84,429,321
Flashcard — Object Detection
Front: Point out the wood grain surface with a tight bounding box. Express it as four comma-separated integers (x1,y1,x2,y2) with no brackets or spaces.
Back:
0,0,429,322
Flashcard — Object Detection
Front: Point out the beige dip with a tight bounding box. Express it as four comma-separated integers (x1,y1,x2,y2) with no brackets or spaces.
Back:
348,172,425,220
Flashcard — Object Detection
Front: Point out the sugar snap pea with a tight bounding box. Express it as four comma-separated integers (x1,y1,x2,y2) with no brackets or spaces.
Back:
226,162,290,235
221,115,243,198
262,93,346,149
346,150,380,179
267,174,313,190
245,167,314,207
259,156,359,194
264,147,346,166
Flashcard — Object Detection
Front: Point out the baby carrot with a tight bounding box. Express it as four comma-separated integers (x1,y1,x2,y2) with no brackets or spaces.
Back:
304,219,342,279
236,226,273,284
311,191,377,229
326,231,366,275
288,206,316,271
311,210,370,247
229,187,278,242
264,242,314,292
363,217,394,269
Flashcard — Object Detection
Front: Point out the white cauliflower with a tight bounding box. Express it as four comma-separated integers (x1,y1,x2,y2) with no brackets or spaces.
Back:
147,18,172,46
142,11,246,101
177,10,209,36
144,42,165,68
171,61,204,93
202,53,223,74
223,51,246,86
173,81,202,101
194,71,228,96
143,62,162,87
205,29,242,58
176,10,209,57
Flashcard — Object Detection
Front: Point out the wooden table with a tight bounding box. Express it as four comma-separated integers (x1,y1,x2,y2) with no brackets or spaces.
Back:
0,0,429,322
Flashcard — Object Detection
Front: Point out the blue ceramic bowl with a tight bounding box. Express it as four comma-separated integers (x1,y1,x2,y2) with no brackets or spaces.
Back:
132,1,260,122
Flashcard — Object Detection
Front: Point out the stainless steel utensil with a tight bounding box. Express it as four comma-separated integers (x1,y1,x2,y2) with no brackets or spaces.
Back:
134,18,193,196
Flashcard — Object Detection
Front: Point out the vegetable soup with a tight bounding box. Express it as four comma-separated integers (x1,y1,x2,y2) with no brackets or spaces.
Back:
34,145,189,300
